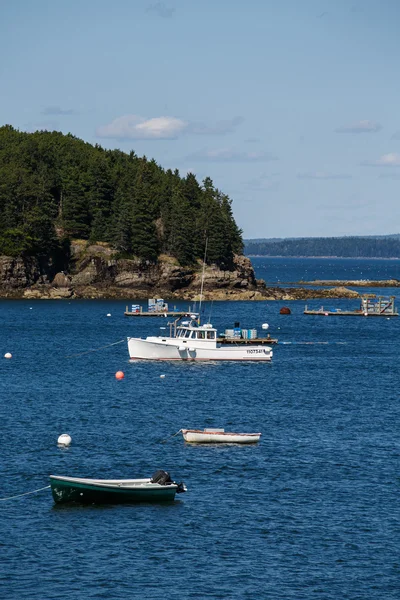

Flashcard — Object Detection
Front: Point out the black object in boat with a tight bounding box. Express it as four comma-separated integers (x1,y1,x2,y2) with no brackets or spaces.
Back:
151,470,172,485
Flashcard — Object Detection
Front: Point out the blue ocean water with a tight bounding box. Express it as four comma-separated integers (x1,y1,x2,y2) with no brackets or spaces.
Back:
252,256,400,286
0,259,399,599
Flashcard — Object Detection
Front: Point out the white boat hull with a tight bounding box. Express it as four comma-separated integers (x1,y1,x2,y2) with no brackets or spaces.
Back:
127,337,273,361
182,430,261,443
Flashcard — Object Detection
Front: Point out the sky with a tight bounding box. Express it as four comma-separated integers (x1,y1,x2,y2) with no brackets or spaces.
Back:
1,0,400,239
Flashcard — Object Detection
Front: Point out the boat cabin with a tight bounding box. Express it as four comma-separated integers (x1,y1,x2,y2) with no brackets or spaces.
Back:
176,324,217,340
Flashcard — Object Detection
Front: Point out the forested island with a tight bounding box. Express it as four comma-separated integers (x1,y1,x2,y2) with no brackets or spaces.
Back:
245,236,400,258
0,125,267,299
0,125,243,266
0,126,378,301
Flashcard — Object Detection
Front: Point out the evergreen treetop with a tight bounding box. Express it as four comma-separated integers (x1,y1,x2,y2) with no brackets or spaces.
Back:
0,125,243,268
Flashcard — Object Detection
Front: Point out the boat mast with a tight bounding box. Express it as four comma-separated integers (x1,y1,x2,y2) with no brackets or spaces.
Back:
198,237,208,324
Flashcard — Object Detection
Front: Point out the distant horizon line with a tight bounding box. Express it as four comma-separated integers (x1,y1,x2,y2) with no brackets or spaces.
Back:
247,255,400,260
244,234,400,241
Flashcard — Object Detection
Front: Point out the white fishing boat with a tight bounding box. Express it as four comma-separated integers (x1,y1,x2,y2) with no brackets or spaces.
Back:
127,239,273,362
127,314,273,361
181,428,261,444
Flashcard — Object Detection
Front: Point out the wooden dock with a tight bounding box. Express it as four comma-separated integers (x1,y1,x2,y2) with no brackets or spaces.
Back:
304,295,398,317
304,309,398,317
124,308,191,318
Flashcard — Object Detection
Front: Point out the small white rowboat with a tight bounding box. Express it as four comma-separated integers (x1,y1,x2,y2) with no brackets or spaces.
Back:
181,428,261,444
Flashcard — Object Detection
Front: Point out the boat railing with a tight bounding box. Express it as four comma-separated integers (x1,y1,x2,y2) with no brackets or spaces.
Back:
168,313,199,337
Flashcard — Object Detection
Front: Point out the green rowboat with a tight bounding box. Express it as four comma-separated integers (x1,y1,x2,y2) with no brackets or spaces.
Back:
50,471,186,504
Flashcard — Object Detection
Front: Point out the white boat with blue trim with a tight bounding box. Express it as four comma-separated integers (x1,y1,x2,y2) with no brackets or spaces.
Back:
127,314,273,361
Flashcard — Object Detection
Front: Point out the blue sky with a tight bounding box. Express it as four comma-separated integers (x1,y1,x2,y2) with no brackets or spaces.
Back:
1,0,400,238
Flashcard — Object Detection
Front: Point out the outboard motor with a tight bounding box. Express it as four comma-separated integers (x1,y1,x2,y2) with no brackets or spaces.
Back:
151,470,172,485
176,482,187,494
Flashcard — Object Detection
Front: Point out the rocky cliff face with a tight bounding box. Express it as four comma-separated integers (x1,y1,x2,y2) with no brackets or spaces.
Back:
0,242,361,301
0,242,266,300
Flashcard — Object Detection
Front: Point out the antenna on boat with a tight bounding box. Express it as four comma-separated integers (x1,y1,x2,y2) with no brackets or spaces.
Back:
207,300,214,324
198,236,208,324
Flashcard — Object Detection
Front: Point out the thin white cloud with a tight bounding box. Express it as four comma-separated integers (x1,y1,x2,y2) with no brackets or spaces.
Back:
362,153,400,167
335,120,382,133
42,106,76,116
186,148,278,162
379,172,400,179
244,174,280,191
297,171,352,180
146,2,175,18
96,115,187,140
189,116,244,135
97,114,244,140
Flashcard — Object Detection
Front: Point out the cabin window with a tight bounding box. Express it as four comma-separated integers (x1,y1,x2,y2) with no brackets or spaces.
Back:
197,331,205,339
207,331,215,339
185,330,191,338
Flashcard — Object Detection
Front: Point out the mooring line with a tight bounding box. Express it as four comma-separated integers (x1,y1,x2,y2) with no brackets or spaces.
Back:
159,429,182,444
65,339,125,359
0,485,51,502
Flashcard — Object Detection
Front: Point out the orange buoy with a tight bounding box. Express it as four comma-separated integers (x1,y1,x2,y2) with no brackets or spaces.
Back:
280,307,291,315
115,371,125,380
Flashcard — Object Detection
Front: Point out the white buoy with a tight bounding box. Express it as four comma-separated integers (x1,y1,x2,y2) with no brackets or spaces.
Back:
261,323,269,330
160,374,166,379
4,352,12,359
107,313,111,317
58,433,72,446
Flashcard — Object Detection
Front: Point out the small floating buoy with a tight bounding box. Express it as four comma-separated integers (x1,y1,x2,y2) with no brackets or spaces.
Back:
261,323,269,330
29,307,33,310
107,313,111,317
115,371,125,380
58,433,71,446
160,374,166,379
4,352,12,359
280,306,291,315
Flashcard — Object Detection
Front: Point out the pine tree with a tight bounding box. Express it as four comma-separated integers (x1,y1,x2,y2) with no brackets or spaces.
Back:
167,184,196,265
130,163,159,261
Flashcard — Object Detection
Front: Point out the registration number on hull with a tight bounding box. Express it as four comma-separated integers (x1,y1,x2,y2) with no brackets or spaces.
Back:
246,349,269,354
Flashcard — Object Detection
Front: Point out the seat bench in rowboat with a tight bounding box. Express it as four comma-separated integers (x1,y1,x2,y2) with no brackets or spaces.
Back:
181,428,261,444
50,470,186,504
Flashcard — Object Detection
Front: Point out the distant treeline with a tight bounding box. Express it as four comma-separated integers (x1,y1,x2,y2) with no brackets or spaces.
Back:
245,237,400,258
0,125,243,267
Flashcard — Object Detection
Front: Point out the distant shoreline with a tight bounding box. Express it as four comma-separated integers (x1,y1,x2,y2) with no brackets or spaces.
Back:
247,255,400,260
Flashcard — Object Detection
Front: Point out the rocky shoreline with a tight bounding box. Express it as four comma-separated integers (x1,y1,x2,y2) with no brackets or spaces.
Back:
298,279,400,287
0,243,365,301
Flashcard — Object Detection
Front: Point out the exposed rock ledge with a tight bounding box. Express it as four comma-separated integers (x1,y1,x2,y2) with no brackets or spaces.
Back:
0,244,360,301
299,279,400,287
